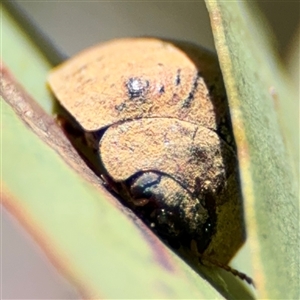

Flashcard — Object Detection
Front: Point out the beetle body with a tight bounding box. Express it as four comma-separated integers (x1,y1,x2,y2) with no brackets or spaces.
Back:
48,38,245,267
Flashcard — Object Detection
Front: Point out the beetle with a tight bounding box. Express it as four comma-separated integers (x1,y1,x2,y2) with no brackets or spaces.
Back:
48,37,251,284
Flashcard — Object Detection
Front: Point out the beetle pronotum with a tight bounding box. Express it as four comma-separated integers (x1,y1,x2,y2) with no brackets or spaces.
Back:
48,38,252,285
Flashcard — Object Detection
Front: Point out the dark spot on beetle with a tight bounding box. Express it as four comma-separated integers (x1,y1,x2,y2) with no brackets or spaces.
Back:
194,194,217,253
158,63,164,67
158,85,165,94
130,172,162,200
204,221,213,234
182,93,194,109
182,71,200,108
115,102,126,112
191,126,198,141
188,145,208,162
126,77,149,99
203,191,217,219
175,69,181,86
195,217,215,253
208,84,215,93
216,112,236,150
193,177,202,198
154,206,183,238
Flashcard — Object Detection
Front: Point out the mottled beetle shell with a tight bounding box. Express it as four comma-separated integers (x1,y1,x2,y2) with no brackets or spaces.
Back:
48,38,245,266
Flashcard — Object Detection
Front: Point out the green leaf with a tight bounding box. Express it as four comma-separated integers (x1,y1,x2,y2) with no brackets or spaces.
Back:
1,5,54,113
205,1,299,299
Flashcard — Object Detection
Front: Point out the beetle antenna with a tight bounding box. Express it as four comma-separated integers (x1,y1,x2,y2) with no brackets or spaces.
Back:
190,240,255,287
207,258,255,287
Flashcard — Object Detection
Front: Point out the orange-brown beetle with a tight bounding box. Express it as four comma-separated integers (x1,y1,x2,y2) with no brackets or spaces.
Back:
48,38,249,282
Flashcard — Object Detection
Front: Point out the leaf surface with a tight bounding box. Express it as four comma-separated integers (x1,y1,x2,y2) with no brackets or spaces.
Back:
206,1,299,299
